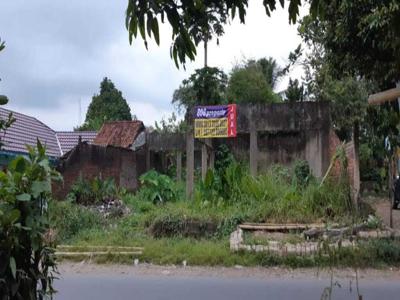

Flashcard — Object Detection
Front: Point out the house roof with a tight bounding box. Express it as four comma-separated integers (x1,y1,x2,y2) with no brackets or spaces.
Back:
0,107,61,157
93,120,144,148
56,131,97,155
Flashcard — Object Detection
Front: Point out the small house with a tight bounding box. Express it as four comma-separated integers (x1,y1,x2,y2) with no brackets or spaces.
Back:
55,121,147,199
0,107,96,166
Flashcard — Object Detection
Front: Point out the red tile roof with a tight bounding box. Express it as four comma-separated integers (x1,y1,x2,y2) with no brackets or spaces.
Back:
56,131,97,155
0,107,61,157
93,121,144,148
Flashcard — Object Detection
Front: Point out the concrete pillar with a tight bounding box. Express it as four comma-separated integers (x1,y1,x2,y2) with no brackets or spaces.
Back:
250,121,258,177
201,141,208,180
186,128,194,199
176,151,182,182
206,138,214,169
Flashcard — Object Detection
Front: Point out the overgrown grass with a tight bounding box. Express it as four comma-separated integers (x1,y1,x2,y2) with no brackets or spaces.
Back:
49,200,104,242
58,223,400,268
51,162,397,268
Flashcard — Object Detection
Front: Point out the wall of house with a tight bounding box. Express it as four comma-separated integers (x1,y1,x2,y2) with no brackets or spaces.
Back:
53,143,147,199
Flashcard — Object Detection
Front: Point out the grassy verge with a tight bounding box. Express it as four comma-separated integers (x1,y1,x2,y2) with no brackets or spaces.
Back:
50,201,400,268
51,163,398,268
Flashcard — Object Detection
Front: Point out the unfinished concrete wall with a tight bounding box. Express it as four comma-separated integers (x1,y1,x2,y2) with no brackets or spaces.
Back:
147,102,331,178
210,102,330,177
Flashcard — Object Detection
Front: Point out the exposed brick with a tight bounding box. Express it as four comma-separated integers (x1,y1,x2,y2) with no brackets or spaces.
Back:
328,130,355,189
53,143,147,199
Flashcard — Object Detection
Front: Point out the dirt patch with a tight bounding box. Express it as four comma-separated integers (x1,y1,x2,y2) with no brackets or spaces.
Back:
368,197,400,229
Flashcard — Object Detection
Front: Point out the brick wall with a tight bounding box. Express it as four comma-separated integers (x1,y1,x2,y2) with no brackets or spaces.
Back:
328,130,355,188
53,143,146,199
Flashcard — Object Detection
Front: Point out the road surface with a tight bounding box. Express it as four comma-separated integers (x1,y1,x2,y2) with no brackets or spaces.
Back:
55,264,400,300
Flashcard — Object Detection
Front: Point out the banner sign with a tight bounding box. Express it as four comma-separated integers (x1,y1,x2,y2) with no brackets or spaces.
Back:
194,104,237,138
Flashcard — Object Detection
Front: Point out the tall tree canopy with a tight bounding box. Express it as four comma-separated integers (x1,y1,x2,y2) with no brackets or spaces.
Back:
297,1,400,185
172,58,282,111
285,78,304,102
125,0,320,67
78,77,132,131
252,57,282,90
172,67,228,111
300,0,400,89
227,58,281,104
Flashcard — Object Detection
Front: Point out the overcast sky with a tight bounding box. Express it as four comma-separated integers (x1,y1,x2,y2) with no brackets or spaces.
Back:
0,0,304,131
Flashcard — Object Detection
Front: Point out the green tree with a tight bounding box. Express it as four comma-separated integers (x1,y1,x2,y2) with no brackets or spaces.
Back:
285,78,304,102
125,0,311,67
251,57,282,90
298,0,400,145
0,142,61,300
154,112,186,134
227,60,281,104
320,76,369,140
172,67,228,111
77,77,132,131
298,4,400,193
300,0,400,89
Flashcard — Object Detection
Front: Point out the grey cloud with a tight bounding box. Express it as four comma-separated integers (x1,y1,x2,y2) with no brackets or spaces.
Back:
0,0,185,123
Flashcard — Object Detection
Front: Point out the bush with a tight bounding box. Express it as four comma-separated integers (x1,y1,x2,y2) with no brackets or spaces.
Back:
49,201,104,242
0,142,60,299
67,175,120,205
138,170,178,204
293,159,312,187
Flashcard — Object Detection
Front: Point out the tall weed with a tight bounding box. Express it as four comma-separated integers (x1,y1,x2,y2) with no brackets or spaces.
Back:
138,170,178,204
49,200,104,242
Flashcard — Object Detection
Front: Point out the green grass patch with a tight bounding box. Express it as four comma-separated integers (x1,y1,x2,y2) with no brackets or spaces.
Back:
50,162,399,268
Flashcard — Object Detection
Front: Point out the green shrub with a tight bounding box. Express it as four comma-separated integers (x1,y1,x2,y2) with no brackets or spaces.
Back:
138,170,177,204
197,169,222,204
122,194,156,213
0,142,60,299
67,175,120,205
293,159,312,187
49,201,103,242
368,239,400,264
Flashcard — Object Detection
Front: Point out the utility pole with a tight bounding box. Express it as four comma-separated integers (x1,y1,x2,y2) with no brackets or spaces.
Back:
201,38,214,180
204,39,208,67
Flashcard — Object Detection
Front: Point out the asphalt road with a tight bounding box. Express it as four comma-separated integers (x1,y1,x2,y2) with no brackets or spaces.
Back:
55,274,400,300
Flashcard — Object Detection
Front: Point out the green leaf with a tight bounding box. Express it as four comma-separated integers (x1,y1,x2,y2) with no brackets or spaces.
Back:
9,156,26,173
10,257,16,279
0,95,8,105
8,209,20,224
146,12,153,37
151,18,160,45
31,180,51,197
37,138,45,156
16,193,31,201
139,14,146,40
